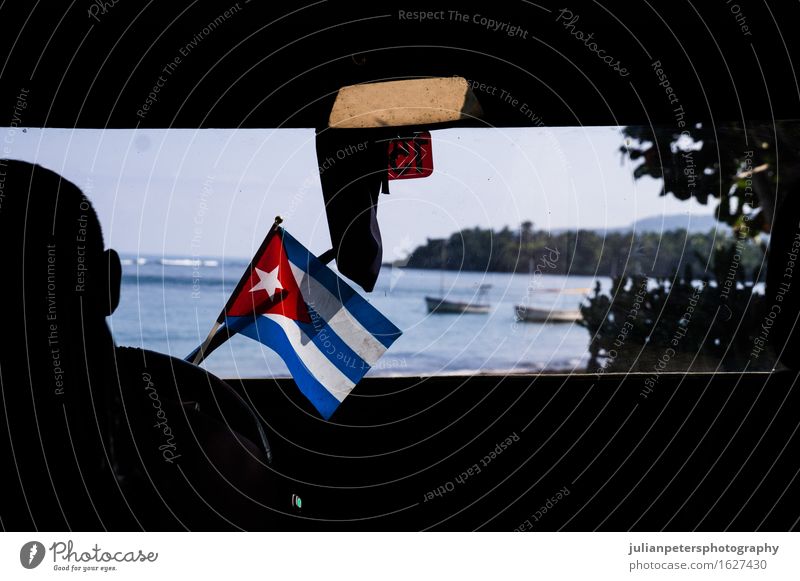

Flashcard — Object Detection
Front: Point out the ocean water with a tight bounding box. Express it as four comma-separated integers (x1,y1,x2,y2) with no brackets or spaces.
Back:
109,258,605,379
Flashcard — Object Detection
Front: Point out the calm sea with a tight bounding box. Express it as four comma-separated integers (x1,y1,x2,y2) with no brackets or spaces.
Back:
110,258,608,379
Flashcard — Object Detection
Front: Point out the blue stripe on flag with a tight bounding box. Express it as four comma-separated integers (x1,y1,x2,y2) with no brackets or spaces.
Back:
225,315,342,419
297,305,370,384
281,229,402,348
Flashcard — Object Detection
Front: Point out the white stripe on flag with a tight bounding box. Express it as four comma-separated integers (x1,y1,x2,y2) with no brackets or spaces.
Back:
289,262,388,366
263,313,355,402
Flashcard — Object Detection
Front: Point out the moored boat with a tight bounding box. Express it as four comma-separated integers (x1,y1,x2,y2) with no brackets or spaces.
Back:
426,296,491,314
426,283,492,314
514,305,581,323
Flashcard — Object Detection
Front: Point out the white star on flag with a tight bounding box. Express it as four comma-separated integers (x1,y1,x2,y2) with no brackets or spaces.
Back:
249,265,283,299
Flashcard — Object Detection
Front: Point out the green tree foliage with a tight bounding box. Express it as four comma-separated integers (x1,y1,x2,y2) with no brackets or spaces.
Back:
404,224,765,279
577,121,793,373
620,121,800,235
579,243,776,373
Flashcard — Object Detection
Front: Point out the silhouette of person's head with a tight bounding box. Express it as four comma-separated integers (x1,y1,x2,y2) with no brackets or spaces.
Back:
0,160,280,531
0,159,121,334
0,159,122,530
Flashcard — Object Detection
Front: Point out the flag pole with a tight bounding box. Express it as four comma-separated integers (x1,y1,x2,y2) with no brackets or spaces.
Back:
188,321,222,365
187,216,284,365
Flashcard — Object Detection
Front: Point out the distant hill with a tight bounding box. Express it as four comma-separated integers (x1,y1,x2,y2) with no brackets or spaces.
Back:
550,213,727,235
612,213,727,234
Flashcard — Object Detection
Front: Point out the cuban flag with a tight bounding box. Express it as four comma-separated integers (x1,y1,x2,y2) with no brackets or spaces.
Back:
187,221,402,419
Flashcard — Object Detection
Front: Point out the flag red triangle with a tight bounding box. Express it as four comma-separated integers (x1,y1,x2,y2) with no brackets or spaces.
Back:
226,230,311,322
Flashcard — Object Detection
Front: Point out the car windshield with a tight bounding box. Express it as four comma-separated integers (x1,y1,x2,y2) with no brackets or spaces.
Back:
4,123,783,377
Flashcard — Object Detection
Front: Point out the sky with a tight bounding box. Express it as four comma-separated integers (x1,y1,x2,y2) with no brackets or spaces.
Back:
1,126,713,261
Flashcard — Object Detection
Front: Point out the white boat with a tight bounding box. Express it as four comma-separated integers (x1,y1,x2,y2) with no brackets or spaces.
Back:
426,296,491,314
426,283,492,315
514,305,581,323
